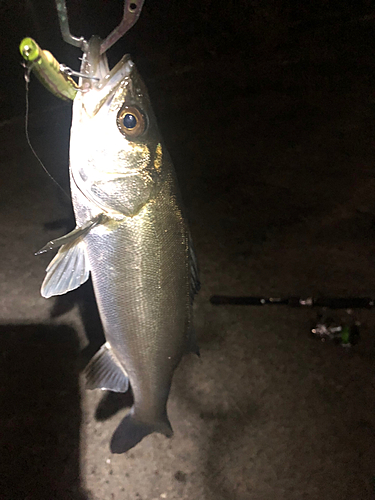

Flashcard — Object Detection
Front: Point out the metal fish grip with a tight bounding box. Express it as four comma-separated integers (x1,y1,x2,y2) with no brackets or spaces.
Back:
55,0,145,54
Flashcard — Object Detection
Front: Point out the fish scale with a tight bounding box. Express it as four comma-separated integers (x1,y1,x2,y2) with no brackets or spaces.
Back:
71,144,192,446
38,32,198,453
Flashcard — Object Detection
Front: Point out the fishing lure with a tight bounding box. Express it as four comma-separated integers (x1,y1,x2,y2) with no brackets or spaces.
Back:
19,1,144,195
19,37,78,101
20,0,145,99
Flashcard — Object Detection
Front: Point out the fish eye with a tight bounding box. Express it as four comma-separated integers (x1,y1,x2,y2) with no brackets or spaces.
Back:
123,113,136,129
117,106,146,138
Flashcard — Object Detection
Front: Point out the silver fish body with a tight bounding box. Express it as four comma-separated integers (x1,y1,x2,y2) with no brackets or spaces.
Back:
41,37,198,453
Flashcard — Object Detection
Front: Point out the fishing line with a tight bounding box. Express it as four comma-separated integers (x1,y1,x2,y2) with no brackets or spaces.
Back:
23,63,70,200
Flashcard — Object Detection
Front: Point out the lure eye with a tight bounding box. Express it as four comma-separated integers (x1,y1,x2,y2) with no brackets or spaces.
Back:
117,106,146,138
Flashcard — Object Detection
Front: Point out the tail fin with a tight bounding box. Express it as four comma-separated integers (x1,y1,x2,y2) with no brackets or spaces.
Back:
110,410,173,454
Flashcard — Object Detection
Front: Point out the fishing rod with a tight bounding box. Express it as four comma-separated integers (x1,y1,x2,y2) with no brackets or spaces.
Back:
210,295,374,309
210,294,370,346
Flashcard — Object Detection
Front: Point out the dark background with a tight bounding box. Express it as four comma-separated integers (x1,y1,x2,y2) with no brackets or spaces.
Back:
1,1,375,499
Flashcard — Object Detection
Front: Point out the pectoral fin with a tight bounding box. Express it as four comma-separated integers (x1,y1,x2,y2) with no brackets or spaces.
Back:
38,214,108,298
35,213,106,255
84,342,129,393
41,239,90,298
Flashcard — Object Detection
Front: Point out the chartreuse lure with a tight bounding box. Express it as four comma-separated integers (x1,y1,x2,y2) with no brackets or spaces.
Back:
19,37,77,101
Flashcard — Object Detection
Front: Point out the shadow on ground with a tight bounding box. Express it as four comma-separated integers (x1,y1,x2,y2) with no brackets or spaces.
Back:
50,276,132,422
0,324,88,499
51,280,105,368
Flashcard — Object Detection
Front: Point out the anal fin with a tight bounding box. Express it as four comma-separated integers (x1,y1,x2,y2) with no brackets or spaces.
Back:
84,342,129,393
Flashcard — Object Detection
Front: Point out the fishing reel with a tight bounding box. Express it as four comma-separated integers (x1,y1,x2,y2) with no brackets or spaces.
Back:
311,311,360,346
210,294,368,347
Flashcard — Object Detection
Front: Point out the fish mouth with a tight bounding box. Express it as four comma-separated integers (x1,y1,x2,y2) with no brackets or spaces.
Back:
78,36,134,116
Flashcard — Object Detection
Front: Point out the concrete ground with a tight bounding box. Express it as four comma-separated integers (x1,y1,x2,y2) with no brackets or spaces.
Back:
1,3,375,499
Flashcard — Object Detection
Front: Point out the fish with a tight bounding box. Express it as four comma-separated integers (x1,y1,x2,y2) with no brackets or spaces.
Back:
38,36,199,453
